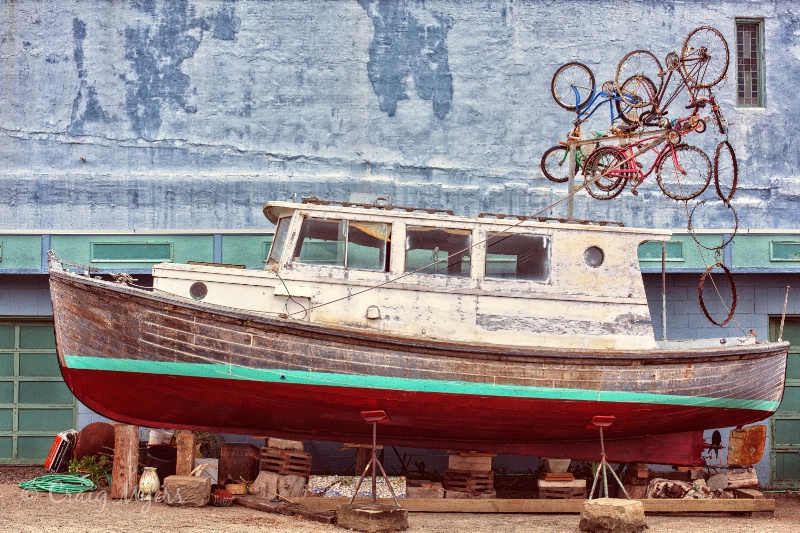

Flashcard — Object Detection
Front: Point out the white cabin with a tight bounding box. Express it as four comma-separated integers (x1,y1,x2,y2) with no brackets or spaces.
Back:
153,200,670,351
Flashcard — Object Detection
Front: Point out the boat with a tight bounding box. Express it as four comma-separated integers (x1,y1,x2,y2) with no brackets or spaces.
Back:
48,197,789,465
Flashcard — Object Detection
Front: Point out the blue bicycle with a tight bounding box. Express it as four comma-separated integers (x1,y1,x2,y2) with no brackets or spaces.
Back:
550,62,647,127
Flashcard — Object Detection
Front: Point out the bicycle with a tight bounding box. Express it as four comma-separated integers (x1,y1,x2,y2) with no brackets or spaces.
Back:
614,27,730,133
551,62,647,127
540,132,603,184
581,131,711,201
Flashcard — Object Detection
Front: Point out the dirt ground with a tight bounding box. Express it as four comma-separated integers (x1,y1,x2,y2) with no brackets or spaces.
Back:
2,467,800,532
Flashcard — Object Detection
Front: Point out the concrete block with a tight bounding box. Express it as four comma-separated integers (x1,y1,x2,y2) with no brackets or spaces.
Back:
278,474,307,498
163,475,211,507
336,502,408,533
579,498,646,533
251,470,279,499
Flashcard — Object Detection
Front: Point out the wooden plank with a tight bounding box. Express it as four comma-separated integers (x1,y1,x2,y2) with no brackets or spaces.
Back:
293,497,775,514
235,495,336,524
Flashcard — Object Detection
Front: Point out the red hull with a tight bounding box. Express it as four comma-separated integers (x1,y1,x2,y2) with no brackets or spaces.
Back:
65,367,749,464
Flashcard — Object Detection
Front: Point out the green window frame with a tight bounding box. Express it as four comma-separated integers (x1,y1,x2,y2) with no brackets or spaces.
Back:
638,241,685,262
1,322,76,464
736,19,764,107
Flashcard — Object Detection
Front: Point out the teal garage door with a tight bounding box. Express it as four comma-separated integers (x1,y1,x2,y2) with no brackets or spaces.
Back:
0,321,77,464
770,317,800,488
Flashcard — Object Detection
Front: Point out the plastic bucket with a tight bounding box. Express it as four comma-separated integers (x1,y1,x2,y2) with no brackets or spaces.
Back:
146,445,177,483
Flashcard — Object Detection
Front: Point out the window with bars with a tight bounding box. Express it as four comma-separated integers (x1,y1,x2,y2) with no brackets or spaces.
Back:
736,19,764,107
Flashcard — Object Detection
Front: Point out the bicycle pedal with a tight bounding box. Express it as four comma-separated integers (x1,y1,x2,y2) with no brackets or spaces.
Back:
631,189,639,196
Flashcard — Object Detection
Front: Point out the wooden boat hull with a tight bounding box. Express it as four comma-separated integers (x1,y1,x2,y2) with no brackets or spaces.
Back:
49,268,788,465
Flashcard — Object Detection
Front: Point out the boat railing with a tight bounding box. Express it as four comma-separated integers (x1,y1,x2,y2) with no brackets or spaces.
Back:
478,212,624,227
301,196,455,215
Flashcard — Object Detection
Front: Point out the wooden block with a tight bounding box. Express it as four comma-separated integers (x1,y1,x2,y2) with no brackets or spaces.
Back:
448,454,492,471
175,432,196,476
727,467,759,489
623,483,647,499
732,488,764,499
260,447,312,477
628,462,649,478
443,469,494,493
110,424,139,500
267,438,304,452
537,478,587,500
544,473,575,481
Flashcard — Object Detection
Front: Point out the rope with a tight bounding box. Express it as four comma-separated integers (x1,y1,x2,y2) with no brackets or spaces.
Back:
19,474,96,494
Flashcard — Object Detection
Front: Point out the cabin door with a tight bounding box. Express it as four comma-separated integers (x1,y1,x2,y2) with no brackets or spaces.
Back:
0,321,77,464
770,317,800,488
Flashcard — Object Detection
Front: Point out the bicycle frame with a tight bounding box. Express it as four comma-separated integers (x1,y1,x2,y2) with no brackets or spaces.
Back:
597,134,684,192
571,85,637,128
639,56,726,129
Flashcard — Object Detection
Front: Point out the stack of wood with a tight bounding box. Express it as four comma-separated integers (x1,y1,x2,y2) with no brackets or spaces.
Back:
252,438,312,499
443,452,495,497
622,462,650,499
537,457,585,499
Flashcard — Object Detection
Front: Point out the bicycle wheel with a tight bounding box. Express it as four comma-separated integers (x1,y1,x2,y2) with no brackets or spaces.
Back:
583,146,626,200
616,76,659,123
551,62,595,110
540,145,571,183
714,140,738,203
656,144,711,201
681,26,729,88
615,50,663,108
710,103,728,134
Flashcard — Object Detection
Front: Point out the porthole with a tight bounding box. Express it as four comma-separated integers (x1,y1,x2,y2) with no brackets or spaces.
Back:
189,282,208,300
584,246,604,268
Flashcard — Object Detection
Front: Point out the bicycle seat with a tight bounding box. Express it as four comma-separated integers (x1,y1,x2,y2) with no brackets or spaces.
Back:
686,99,708,109
613,123,639,134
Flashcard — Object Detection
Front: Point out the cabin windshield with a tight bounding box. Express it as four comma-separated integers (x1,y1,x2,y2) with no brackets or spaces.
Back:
293,217,390,271
404,226,471,277
266,216,291,264
485,233,550,281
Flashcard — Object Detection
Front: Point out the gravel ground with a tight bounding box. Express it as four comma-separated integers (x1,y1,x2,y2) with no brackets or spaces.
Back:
2,467,800,532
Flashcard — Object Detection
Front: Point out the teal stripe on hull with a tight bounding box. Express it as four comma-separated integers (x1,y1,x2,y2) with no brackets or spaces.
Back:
64,354,778,412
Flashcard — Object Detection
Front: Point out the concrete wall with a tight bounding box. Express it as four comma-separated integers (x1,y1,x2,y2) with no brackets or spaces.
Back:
1,0,799,231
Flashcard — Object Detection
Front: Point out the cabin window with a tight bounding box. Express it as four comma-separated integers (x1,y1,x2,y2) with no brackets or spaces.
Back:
266,217,291,264
293,217,390,271
404,226,471,277
485,233,549,281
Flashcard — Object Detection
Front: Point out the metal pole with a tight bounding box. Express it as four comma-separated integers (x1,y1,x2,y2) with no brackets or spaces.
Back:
371,421,377,503
779,286,790,341
600,426,608,498
567,143,576,220
662,242,667,340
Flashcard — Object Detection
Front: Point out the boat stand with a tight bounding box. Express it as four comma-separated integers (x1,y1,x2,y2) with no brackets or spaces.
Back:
587,415,630,499
349,410,400,507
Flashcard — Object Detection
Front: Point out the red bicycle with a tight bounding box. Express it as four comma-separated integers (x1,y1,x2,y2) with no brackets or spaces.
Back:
582,131,711,201
614,26,730,133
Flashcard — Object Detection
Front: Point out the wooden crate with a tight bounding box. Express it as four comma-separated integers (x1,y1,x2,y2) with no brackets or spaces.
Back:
538,479,586,500
443,469,494,493
260,446,312,477
219,443,260,484
448,453,493,471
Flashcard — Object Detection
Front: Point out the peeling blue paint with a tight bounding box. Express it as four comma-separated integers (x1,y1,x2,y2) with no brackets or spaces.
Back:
124,0,202,140
212,0,240,41
69,18,108,135
359,0,453,119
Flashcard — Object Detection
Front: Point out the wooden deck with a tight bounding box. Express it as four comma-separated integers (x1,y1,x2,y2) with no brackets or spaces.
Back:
294,497,775,516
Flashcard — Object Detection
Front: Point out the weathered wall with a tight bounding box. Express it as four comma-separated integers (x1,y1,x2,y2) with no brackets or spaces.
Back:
1,0,798,230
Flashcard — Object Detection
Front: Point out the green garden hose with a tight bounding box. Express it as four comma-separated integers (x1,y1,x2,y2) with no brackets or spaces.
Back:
19,474,96,494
